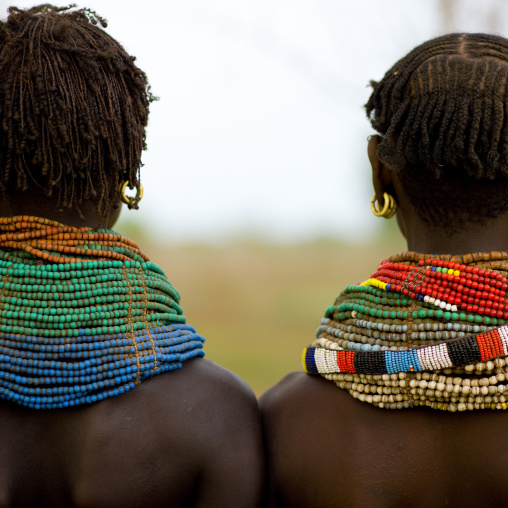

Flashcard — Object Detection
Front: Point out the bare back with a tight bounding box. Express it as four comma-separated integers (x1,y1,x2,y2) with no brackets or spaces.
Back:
260,372,508,508
0,358,264,508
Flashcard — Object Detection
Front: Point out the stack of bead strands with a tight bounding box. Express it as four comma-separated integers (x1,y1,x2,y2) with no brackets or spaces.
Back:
303,251,508,411
0,216,205,409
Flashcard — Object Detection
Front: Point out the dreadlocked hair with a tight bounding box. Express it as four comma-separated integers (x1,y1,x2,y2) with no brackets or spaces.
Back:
0,4,156,217
366,33,508,231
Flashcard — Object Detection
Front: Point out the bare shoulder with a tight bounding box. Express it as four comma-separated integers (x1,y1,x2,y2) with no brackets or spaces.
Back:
131,356,260,419
0,357,264,508
260,372,508,508
86,356,264,476
260,370,331,402
259,370,357,421
135,357,263,457
259,372,356,508
118,357,265,508
259,371,361,452
259,371,308,405
115,357,264,508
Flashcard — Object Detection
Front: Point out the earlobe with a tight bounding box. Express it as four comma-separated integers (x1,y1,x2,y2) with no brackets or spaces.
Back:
368,134,395,203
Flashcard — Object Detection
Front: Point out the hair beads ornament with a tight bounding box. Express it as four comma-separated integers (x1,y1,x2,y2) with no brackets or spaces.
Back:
304,251,508,411
0,216,205,408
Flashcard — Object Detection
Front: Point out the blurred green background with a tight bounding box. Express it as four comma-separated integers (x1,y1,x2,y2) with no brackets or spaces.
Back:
120,219,406,396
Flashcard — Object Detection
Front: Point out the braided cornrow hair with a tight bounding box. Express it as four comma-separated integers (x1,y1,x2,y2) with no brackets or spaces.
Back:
0,4,156,217
366,33,508,230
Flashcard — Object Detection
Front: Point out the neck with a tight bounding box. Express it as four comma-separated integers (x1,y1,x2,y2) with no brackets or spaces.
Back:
0,188,121,229
404,215,508,255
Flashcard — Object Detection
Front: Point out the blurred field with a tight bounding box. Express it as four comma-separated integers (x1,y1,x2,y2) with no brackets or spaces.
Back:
120,223,406,396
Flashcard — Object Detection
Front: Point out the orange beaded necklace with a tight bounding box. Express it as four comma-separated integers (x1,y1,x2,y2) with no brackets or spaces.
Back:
0,216,148,264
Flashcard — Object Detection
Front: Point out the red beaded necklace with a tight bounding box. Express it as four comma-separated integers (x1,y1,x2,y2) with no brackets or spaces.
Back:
372,256,508,319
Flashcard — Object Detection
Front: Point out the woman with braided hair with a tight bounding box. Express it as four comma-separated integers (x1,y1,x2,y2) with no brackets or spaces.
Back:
0,5,263,507
261,33,508,507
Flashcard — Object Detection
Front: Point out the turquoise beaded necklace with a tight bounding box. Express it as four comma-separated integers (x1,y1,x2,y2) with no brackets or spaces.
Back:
304,251,508,411
0,216,205,408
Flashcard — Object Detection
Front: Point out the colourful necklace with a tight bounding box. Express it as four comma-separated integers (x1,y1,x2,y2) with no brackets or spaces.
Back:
0,216,205,409
303,251,508,411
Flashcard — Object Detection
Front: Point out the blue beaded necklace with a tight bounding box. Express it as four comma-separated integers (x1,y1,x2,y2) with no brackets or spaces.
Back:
0,216,205,409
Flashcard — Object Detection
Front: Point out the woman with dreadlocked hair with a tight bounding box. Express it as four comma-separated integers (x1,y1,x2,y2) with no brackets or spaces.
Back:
0,5,263,507
261,33,508,508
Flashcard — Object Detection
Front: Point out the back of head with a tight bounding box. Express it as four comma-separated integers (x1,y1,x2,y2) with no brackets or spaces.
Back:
0,4,155,217
366,33,508,231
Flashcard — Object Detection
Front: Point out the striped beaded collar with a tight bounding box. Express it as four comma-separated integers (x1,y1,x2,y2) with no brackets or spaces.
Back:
0,216,205,408
303,251,508,412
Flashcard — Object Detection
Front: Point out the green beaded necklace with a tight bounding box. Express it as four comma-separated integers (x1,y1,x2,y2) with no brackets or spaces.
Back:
0,216,205,409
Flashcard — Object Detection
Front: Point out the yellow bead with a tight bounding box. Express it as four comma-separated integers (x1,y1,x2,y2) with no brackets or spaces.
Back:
454,270,460,276
301,349,308,373
360,278,387,291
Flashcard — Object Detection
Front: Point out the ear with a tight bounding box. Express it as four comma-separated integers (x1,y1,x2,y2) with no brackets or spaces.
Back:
368,135,395,206
368,134,411,239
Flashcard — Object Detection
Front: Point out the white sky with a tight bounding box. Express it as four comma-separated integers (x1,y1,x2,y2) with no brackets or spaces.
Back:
1,0,507,243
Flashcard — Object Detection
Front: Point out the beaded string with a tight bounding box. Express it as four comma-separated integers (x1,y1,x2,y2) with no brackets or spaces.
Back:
0,216,148,263
0,216,205,409
303,251,508,411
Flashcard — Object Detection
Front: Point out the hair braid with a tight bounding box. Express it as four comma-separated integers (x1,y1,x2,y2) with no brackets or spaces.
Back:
0,4,156,217
366,33,508,230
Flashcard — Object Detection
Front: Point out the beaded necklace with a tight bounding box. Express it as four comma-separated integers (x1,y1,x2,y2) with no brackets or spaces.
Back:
0,216,205,409
303,251,508,412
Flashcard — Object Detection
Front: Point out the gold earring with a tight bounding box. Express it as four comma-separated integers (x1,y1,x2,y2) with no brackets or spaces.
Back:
119,181,144,210
371,192,396,219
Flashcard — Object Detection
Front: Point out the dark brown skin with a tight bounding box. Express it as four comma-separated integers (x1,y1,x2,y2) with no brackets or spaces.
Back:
0,358,264,508
0,193,264,508
259,135,508,508
261,372,508,508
